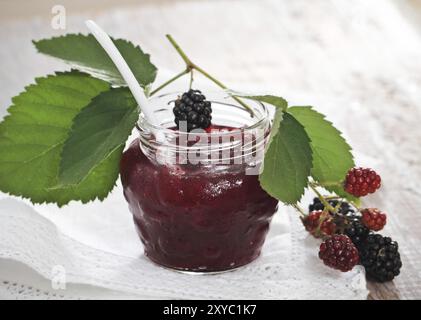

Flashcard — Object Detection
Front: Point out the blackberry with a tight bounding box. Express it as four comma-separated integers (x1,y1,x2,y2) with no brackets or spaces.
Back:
345,219,369,249
309,197,324,211
173,89,212,132
360,234,402,282
302,210,336,238
308,197,355,215
344,167,381,197
319,235,359,272
361,208,387,231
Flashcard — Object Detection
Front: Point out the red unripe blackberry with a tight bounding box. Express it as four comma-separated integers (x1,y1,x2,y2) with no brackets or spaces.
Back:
344,167,381,197
303,210,336,238
361,208,387,231
319,235,359,272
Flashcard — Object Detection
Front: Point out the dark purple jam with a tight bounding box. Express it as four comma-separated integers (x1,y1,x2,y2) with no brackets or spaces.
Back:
120,127,278,272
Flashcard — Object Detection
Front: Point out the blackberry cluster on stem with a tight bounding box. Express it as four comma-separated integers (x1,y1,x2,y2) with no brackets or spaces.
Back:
302,209,336,238
300,168,402,282
309,197,355,215
305,197,360,238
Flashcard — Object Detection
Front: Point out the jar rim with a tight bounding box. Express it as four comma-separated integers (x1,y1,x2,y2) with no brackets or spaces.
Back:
136,90,270,137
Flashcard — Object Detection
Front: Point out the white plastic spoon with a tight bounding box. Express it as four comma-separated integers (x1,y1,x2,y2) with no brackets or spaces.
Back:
85,20,161,131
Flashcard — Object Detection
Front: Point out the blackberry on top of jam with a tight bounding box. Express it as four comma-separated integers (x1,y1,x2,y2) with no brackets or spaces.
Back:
173,89,212,132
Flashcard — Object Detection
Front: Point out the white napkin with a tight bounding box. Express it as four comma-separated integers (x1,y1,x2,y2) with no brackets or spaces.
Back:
0,184,368,300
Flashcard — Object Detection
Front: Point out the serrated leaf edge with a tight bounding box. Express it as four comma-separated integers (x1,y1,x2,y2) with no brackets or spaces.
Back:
0,71,116,206
289,106,357,202
57,87,137,186
33,33,157,87
259,112,313,204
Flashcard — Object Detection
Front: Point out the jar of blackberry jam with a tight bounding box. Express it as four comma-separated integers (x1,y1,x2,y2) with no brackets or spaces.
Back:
120,92,278,272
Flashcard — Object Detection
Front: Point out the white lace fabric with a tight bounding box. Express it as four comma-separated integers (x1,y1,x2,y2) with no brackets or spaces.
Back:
0,187,368,300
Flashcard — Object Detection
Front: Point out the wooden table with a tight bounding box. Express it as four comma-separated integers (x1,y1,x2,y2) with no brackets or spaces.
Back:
0,0,420,300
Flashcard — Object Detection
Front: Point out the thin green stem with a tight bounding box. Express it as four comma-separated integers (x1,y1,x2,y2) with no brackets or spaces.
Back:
193,65,254,115
309,183,337,213
292,204,306,218
334,200,342,212
166,35,193,67
189,69,194,89
350,200,361,211
165,34,254,116
314,211,330,238
192,64,229,90
311,181,342,188
149,69,190,96
324,195,341,200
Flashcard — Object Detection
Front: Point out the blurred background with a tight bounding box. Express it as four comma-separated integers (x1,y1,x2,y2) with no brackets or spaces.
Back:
0,0,420,299
2,0,421,22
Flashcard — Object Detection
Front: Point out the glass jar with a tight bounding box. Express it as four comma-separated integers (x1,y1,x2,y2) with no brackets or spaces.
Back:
120,92,278,272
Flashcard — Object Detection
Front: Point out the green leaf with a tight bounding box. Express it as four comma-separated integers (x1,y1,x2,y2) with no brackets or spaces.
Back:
259,111,313,204
0,71,124,206
241,95,288,111
288,106,355,200
59,87,138,186
33,34,157,87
